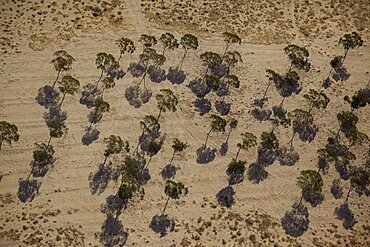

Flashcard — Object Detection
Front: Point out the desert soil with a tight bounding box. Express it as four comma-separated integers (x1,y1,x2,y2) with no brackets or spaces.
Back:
0,0,369,246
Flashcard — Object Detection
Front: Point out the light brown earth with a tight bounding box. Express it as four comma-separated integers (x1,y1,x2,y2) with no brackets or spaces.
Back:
0,0,369,246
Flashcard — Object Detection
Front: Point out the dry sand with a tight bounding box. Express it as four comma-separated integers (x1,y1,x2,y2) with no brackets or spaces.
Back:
0,0,369,246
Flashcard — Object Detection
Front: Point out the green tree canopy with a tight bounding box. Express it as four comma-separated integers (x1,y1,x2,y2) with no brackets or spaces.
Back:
303,89,330,113
284,44,311,72
159,32,179,55
0,121,20,150
297,170,323,194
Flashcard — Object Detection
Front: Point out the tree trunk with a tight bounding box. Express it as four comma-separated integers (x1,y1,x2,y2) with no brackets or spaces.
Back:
58,92,67,109
299,193,304,205
204,129,212,147
117,53,123,64
225,129,232,144
262,81,271,99
162,196,170,215
279,97,286,106
26,167,33,180
52,69,61,89
289,132,295,150
235,146,242,160
345,186,352,203
102,155,108,166
0,139,2,151
341,49,349,66
288,61,293,73
96,69,104,86
143,156,152,171
156,107,163,121
308,104,314,114
169,150,176,165
47,135,52,147
327,67,333,80
178,48,188,69
134,129,145,154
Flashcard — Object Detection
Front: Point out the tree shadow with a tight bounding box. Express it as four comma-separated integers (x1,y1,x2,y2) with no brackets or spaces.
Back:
215,100,231,116
100,194,127,217
160,164,179,180
216,81,229,97
257,147,277,167
325,138,347,157
331,179,343,199
82,126,100,146
89,161,120,195
194,98,212,116
277,75,302,98
80,83,102,108
227,169,245,186
107,67,125,81
35,85,60,109
88,109,103,125
317,158,329,174
302,189,324,207
334,159,351,180
98,214,129,247
31,159,54,178
167,67,186,85
124,85,152,108
247,162,268,184
149,214,175,237
334,203,357,229
189,78,211,98
219,142,228,156
210,63,228,78
281,202,310,237
196,145,217,164
44,106,67,124
332,66,350,82
128,62,145,78
17,178,41,203
277,146,300,166
148,65,166,83
294,124,319,143
251,107,272,121
322,78,333,89
216,186,235,208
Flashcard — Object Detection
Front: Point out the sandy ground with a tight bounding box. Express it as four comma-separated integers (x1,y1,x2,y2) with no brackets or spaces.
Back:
0,0,369,246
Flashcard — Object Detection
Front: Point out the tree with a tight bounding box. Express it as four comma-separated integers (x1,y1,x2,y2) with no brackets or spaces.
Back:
337,111,358,135
200,51,222,74
222,32,241,59
224,118,238,144
101,77,116,92
0,121,20,151
284,44,311,72
223,51,242,72
327,56,342,80
270,105,291,131
288,109,314,148
115,37,135,63
204,114,227,146
235,132,257,160
139,34,157,50
162,180,188,214
178,33,198,69
32,142,55,174
226,159,246,185
169,138,188,165
344,129,369,152
57,75,80,108
135,115,160,153
344,88,370,112
317,148,338,173
118,155,145,201
303,89,330,113
159,32,179,55
296,170,323,204
95,53,118,84
103,135,129,164
51,50,75,88
346,167,369,201
46,119,68,139
155,89,178,120
338,32,364,66
261,131,278,148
